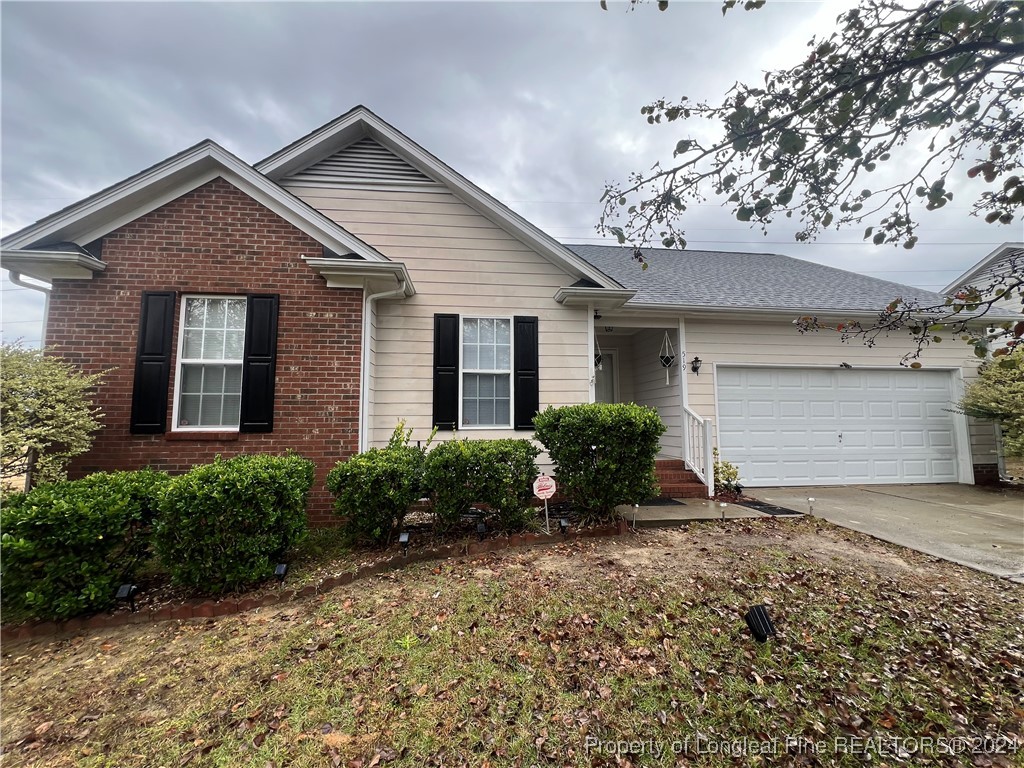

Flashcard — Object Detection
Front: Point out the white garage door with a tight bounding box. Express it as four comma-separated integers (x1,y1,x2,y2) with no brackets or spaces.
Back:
716,367,959,486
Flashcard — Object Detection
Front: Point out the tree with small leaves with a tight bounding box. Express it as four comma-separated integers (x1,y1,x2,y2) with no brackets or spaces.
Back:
0,343,108,489
957,347,1024,455
600,0,1023,361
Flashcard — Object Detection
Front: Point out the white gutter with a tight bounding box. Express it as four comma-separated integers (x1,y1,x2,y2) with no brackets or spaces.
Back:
7,271,51,345
359,277,409,453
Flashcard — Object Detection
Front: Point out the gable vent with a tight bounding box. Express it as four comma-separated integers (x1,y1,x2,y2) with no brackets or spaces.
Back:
281,137,437,187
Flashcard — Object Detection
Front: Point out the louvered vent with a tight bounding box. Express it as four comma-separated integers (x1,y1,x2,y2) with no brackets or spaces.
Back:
282,137,436,187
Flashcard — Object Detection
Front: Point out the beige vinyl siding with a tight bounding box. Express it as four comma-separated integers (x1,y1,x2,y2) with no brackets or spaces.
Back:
285,185,590,448
629,329,682,459
681,318,997,473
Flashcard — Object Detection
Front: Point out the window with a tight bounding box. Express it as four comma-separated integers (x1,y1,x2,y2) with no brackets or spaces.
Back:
461,317,511,427
173,296,247,429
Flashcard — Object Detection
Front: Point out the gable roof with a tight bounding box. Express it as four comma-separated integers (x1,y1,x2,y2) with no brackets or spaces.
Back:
942,242,1024,294
567,244,968,315
0,140,390,263
257,106,622,289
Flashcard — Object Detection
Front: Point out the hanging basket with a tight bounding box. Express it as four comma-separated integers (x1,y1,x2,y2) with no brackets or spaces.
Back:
659,332,676,384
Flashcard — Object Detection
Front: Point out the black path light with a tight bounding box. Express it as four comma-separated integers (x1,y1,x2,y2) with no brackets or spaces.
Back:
275,563,288,584
116,583,138,613
399,531,410,556
476,520,487,541
559,518,570,536
744,605,777,643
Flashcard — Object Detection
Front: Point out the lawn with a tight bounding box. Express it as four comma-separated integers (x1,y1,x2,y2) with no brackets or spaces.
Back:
2,517,1022,767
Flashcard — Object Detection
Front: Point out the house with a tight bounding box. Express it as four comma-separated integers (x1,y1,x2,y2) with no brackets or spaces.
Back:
0,106,1005,523
942,241,1024,317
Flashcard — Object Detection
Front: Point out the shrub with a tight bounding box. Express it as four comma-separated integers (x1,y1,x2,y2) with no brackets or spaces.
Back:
957,348,1024,457
0,469,169,620
713,448,743,495
533,403,666,524
422,439,540,531
154,454,314,594
326,426,425,545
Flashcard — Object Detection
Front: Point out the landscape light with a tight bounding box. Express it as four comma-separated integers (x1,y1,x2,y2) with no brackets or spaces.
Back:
116,583,138,613
476,521,486,541
744,605,777,643
399,531,410,555
275,563,288,583
559,518,569,535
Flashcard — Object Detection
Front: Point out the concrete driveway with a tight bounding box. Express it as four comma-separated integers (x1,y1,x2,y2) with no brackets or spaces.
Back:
752,484,1024,582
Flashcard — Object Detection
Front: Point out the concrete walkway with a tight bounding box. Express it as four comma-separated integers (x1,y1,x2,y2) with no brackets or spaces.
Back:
753,484,1024,583
617,498,767,528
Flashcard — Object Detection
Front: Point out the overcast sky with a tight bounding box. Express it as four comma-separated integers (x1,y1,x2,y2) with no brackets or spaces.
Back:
1,0,1016,346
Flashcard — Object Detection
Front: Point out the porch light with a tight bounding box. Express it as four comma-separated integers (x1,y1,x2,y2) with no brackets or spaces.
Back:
116,583,138,613
659,331,676,384
690,356,702,375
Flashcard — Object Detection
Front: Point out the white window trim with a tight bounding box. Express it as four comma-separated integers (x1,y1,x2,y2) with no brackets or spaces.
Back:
458,314,515,430
171,294,247,432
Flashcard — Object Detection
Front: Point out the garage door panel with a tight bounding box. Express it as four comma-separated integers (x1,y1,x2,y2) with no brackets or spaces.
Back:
716,367,958,486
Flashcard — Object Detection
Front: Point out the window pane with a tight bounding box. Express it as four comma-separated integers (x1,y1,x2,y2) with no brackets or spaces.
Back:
201,365,225,394
463,398,478,426
224,330,245,360
225,300,246,330
179,394,201,427
206,299,226,328
480,318,494,344
495,319,510,344
184,298,206,329
224,365,243,394
181,365,203,393
464,373,478,398
478,344,494,370
496,344,510,370
204,330,225,359
496,374,510,398
462,343,478,370
495,398,510,425
480,374,495,398
199,395,223,426
463,318,478,343
478,399,495,426
222,395,241,427
182,329,203,359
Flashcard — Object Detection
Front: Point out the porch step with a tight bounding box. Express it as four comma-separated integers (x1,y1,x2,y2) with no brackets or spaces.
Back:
656,483,709,499
657,470,702,483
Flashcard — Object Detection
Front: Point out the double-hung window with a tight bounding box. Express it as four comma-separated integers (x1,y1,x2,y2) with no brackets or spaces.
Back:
174,296,246,429
461,317,511,427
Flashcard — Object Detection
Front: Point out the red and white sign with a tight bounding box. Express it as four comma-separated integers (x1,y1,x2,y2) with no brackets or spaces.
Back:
533,474,557,500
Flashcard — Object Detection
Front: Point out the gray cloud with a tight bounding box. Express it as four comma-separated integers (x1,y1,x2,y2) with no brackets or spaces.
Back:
2,1,1012,346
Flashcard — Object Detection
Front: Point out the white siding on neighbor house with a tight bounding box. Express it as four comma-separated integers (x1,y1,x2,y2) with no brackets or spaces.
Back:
285,184,591,449
627,329,682,459
680,318,998,475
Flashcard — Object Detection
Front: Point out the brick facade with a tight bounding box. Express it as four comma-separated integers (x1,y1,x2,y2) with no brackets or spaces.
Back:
47,178,362,525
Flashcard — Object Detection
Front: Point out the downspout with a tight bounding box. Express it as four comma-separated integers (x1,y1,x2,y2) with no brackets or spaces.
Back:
8,271,51,345
359,278,408,453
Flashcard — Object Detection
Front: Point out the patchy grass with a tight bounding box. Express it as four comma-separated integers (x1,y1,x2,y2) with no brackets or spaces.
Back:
3,517,1022,767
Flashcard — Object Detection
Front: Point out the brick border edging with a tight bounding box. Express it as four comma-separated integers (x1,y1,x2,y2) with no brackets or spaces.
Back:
0,520,629,644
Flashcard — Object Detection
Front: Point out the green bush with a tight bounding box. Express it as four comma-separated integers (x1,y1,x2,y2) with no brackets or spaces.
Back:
713,448,743,495
326,426,425,545
533,403,666,524
0,469,169,620
422,439,540,531
154,454,314,594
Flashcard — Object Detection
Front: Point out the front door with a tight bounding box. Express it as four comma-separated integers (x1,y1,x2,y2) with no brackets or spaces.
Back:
595,350,617,403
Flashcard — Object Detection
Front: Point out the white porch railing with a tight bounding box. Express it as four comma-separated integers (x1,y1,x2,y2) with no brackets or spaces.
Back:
683,406,715,497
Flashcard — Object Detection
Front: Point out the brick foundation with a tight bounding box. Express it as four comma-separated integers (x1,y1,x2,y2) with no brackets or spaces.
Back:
972,463,1002,486
48,178,361,525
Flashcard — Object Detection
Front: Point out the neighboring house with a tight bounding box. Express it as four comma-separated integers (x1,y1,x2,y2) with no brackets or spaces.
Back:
942,241,1024,318
0,106,1004,523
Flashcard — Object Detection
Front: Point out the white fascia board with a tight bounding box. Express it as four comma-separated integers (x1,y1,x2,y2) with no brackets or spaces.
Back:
941,242,1024,294
554,286,636,309
1,142,389,264
257,107,623,289
1,249,106,281
302,257,415,295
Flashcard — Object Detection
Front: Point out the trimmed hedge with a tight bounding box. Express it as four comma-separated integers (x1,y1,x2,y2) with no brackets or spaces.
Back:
533,403,666,523
0,469,169,620
422,439,540,531
326,427,425,545
154,454,314,594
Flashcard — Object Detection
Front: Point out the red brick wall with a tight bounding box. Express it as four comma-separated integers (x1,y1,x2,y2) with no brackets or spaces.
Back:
47,178,362,525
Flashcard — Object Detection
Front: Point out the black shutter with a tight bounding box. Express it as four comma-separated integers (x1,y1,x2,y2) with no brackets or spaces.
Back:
432,313,459,430
513,316,539,430
130,291,176,434
239,294,279,433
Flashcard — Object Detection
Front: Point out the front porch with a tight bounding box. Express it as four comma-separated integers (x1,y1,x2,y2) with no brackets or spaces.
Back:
592,320,713,497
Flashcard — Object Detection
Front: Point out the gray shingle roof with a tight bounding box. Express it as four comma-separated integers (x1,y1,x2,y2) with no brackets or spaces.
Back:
565,244,954,313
